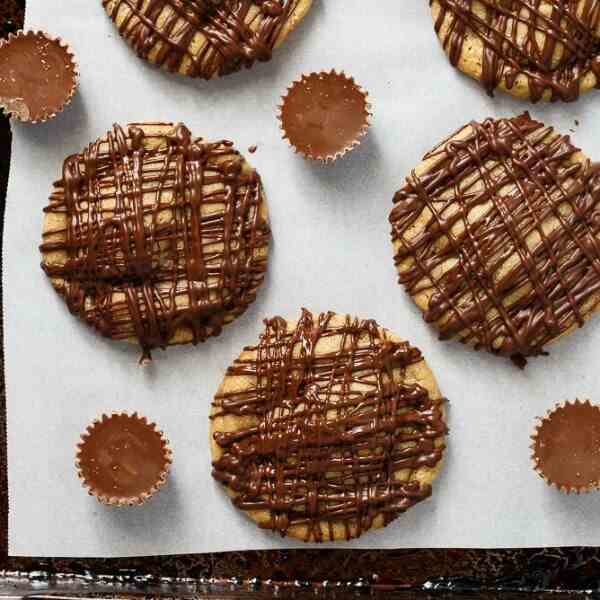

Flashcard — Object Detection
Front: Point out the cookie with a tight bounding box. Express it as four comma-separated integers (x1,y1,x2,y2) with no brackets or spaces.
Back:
390,113,600,366
102,0,313,79
531,399,600,493
40,122,270,361
210,308,447,542
431,0,600,102
76,412,172,506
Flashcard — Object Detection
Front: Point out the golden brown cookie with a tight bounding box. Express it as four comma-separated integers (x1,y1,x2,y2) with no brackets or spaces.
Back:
102,0,313,79
390,113,600,367
40,122,270,361
431,0,600,102
210,308,447,542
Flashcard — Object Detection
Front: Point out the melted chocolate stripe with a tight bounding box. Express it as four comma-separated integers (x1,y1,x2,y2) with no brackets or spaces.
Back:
40,123,270,360
104,0,304,79
433,0,600,101
390,113,600,364
211,309,446,542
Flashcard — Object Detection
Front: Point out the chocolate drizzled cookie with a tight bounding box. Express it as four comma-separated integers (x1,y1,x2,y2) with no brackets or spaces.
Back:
211,309,447,542
431,0,600,102
390,113,600,366
40,122,270,361
102,0,313,79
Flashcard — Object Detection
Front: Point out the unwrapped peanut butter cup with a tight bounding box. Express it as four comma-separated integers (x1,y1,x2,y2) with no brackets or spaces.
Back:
531,400,600,494
278,70,371,163
76,412,172,506
0,30,78,123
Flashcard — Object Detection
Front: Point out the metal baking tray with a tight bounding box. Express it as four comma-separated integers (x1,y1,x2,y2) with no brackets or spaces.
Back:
0,2,598,596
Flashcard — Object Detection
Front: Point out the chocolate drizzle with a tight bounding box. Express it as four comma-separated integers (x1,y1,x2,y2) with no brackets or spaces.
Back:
432,0,600,101
390,113,600,365
40,123,270,360
103,0,309,79
211,309,446,542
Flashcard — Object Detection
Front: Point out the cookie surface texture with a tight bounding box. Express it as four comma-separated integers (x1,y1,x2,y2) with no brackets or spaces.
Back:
40,122,270,360
103,0,313,79
390,113,600,366
211,308,447,542
431,0,600,102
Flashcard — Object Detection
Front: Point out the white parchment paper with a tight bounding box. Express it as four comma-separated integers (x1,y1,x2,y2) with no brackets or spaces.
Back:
7,0,600,557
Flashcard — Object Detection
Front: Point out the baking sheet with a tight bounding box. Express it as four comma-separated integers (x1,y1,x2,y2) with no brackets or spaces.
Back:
7,0,600,557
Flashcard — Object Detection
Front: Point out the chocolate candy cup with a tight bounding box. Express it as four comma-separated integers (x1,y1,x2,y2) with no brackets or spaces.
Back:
0,30,78,122
531,400,600,494
39,122,271,362
76,412,172,506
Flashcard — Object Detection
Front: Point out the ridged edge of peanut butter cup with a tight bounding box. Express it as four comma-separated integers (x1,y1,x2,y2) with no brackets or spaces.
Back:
76,411,172,507
277,69,372,163
0,30,79,123
530,399,600,494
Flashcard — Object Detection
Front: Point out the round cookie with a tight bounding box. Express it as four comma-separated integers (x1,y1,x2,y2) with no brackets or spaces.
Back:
210,308,447,542
431,0,600,102
390,112,600,367
40,122,270,361
102,0,313,79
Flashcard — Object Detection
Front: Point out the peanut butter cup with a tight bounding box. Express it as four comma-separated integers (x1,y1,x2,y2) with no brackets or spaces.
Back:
40,122,270,362
531,400,600,493
211,309,447,542
0,30,78,122
390,113,600,366
76,412,172,506
278,70,371,162
431,0,600,102
103,0,313,79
